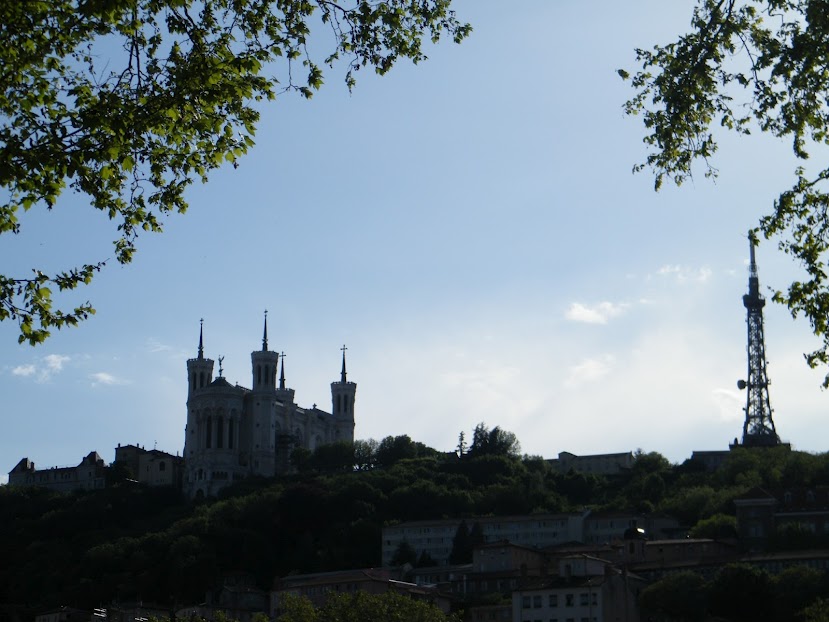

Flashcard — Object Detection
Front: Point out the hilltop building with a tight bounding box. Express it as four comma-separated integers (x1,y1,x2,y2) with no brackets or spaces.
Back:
7,451,107,492
114,443,184,488
183,316,356,498
548,451,634,475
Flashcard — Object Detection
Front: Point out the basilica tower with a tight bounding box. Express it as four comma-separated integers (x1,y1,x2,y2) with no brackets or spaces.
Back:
186,320,214,394
331,346,357,442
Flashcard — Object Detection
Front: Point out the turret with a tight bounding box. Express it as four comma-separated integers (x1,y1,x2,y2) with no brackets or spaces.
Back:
187,319,215,394
331,345,357,438
251,311,279,392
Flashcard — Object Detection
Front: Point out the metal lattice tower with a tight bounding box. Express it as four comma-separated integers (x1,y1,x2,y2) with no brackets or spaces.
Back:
736,234,780,447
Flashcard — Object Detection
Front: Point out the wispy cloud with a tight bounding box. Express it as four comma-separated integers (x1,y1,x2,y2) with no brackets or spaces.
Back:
90,372,129,387
12,364,36,377
146,338,173,353
565,302,628,325
44,354,70,372
655,264,712,283
565,355,614,387
9,354,71,382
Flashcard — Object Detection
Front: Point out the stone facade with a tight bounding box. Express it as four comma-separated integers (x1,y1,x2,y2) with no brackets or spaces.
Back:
114,443,184,488
7,451,107,493
183,318,356,498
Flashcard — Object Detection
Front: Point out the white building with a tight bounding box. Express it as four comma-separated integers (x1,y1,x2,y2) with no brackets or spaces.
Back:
183,317,356,498
549,452,634,476
512,556,645,622
381,513,589,567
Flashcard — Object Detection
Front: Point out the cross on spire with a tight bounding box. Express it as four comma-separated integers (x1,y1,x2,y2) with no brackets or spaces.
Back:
262,310,269,351
279,351,286,390
340,344,348,383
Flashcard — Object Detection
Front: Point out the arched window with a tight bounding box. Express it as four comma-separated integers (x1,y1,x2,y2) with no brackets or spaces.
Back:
257,365,262,385
265,366,270,385
192,372,196,388
206,416,212,449
200,371,205,387
336,394,341,412
159,461,166,472
228,419,234,449
217,416,224,448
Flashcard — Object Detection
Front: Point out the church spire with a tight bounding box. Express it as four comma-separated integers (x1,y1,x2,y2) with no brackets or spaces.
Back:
340,344,348,383
279,352,286,390
198,318,204,360
262,310,269,351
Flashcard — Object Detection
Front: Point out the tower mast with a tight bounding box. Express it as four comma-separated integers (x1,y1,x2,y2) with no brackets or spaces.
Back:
737,233,780,447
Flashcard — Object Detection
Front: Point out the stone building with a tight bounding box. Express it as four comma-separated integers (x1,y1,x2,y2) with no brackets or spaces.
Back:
7,451,107,493
113,443,184,488
183,317,356,498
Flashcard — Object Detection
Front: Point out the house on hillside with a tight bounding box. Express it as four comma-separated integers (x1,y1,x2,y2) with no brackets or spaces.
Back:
7,451,107,493
512,555,645,622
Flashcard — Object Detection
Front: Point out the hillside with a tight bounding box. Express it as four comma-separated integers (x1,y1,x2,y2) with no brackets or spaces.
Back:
2,432,829,620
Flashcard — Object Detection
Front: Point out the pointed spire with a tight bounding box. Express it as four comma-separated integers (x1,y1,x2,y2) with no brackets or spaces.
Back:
198,318,204,360
279,352,286,390
340,344,348,383
262,310,269,351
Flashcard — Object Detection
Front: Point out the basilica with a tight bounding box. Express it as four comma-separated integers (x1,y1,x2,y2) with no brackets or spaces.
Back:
183,316,356,498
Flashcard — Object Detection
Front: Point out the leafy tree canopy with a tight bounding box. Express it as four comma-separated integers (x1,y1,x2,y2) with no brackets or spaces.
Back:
0,0,470,344
622,0,829,384
467,422,521,458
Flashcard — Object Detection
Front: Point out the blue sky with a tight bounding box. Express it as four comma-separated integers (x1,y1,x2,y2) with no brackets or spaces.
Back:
3,1,828,482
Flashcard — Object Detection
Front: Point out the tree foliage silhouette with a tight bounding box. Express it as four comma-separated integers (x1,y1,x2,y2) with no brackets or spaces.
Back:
622,0,829,384
0,0,470,344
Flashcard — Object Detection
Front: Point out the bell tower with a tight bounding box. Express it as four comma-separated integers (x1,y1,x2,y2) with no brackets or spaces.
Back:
331,345,357,441
251,311,279,392
187,319,214,394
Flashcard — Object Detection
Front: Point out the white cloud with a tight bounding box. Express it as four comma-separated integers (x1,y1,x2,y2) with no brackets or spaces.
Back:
655,264,712,283
90,372,129,387
565,355,614,387
44,354,70,372
8,354,71,382
0,473,7,486
11,364,36,377
565,302,628,324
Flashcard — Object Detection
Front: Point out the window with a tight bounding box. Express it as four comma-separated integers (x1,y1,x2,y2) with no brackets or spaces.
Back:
565,594,574,607
206,416,212,448
522,597,531,609
217,416,224,448
580,594,588,606
591,593,597,606
159,461,166,472
549,595,558,607
533,596,542,608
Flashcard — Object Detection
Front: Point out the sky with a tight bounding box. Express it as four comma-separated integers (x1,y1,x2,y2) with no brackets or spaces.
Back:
3,1,828,483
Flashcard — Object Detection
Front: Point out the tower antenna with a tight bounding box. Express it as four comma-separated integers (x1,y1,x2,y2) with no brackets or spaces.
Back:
736,232,780,447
